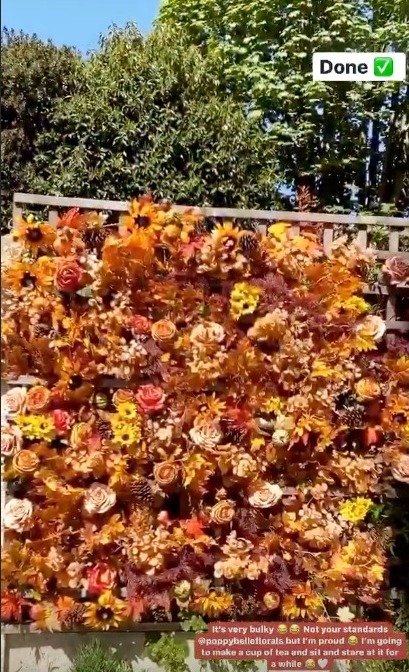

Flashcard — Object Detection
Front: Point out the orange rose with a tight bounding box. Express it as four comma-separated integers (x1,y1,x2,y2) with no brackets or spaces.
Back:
86,562,117,596
128,315,152,336
26,386,51,413
153,462,179,487
55,260,85,293
70,423,91,450
112,389,135,406
13,449,40,475
355,378,381,401
210,500,235,525
151,319,177,343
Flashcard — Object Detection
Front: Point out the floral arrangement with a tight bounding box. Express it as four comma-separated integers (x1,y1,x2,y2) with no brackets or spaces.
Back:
1,196,408,632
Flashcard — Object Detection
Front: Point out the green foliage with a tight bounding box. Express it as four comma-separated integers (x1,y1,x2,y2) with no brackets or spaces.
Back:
145,632,189,672
1,28,82,227
30,23,279,209
159,0,409,211
69,640,131,672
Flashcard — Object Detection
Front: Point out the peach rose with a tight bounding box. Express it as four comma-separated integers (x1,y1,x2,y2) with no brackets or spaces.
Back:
190,322,225,348
2,387,27,418
66,561,83,589
1,424,22,457
383,255,409,286
391,455,409,485
26,385,51,413
210,500,235,525
3,498,34,532
355,314,385,342
355,378,381,401
153,462,179,487
135,385,166,413
263,592,280,610
151,319,177,343
248,480,283,508
128,315,152,336
189,418,223,450
83,483,116,515
13,449,39,475
112,389,135,406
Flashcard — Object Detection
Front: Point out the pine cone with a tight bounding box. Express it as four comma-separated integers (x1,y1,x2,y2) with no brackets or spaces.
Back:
95,417,112,439
233,594,259,619
130,477,153,505
32,324,52,338
64,603,86,626
239,231,259,256
150,607,170,623
83,227,108,250
340,405,365,428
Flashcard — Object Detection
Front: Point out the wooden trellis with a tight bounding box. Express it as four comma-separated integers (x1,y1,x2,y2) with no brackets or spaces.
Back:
11,192,409,335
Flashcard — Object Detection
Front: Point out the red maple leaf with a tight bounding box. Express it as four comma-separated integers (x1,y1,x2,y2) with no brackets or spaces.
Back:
1,591,24,622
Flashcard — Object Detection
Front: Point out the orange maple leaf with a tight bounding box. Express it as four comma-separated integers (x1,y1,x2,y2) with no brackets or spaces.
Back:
180,516,205,539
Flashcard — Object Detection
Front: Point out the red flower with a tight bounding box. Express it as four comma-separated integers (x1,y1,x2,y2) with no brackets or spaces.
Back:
128,315,152,336
51,409,72,434
1,590,24,622
55,260,84,292
86,563,117,596
135,384,166,413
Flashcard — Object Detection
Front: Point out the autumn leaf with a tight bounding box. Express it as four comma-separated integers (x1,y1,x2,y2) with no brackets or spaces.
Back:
180,516,205,539
55,595,75,623
268,222,291,241
126,595,146,622
1,591,24,622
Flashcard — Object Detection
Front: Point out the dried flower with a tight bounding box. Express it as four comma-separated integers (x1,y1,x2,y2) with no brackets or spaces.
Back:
248,480,283,509
135,385,166,413
153,462,179,487
2,388,27,418
151,319,177,343
339,498,373,523
209,500,235,525
1,424,22,457
391,454,409,484
83,484,117,515
383,255,409,286
55,260,85,293
25,386,51,413
12,449,39,475
3,498,34,532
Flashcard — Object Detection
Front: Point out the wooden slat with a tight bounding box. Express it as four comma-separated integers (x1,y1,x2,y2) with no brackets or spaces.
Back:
13,193,409,226
1,622,184,635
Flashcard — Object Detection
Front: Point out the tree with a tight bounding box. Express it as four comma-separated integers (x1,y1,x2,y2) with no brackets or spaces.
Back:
159,0,409,212
31,24,280,208
1,28,82,227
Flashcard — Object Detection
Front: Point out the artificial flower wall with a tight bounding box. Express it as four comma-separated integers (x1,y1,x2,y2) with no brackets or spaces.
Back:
1,196,409,632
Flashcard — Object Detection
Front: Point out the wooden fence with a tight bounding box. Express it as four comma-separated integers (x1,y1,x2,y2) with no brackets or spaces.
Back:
12,192,409,336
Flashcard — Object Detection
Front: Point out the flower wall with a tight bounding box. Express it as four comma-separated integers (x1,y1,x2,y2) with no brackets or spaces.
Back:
1,197,409,631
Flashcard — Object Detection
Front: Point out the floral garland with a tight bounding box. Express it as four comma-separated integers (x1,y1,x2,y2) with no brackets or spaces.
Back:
1,196,408,632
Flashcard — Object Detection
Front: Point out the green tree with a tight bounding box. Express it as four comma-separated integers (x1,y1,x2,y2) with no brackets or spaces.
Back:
159,0,409,212
1,28,82,227
32,24,280,208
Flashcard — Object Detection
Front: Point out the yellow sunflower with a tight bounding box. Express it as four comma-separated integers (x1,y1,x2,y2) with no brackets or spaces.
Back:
211,221,241,248
281,581,324,619
13,215,56,253
111,419,141,447
84,591,126,631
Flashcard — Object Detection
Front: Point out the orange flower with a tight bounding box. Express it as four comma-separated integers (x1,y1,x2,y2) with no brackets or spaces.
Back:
281,582,324,619
13,217,56,253
153,462,179,487
26,385,51,413
112,389,135,406
86,563,117,596
355,378,381,401
209,500,235,525
84,591,126,631
151,319,177,343
12,449,39,475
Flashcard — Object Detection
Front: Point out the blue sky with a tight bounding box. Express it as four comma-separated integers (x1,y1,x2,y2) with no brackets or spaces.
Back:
2,0,160,52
